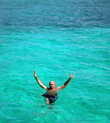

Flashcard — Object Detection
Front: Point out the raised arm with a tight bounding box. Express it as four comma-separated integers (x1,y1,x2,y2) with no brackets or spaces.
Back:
57,73,74,90
33,71,47,89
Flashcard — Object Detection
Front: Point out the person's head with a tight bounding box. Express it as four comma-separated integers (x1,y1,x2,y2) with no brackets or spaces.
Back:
49,81,55,89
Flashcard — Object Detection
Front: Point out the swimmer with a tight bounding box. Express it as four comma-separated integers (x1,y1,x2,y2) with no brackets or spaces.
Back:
33,71,73,104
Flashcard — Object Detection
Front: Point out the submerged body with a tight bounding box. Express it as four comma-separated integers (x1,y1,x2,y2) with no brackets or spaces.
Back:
33,71,73,104
42,88,59,104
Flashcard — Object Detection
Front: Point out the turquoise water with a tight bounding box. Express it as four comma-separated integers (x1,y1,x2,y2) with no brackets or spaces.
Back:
0,0,110,122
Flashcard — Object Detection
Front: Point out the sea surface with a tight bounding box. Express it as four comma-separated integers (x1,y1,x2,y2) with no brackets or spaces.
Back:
0,0,110,122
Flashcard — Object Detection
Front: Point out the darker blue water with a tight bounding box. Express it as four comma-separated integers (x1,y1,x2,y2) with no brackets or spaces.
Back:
0,0,110,29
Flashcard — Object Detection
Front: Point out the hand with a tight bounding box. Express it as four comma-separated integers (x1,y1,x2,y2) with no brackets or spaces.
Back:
33,71,36,77
70,72,74,79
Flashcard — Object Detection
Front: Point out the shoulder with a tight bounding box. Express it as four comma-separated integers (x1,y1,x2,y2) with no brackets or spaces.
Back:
43,86,48,90
56,86,62,90
57,85,65,90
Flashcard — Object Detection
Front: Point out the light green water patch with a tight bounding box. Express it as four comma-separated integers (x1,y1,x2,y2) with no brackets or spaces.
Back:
0,26,110,122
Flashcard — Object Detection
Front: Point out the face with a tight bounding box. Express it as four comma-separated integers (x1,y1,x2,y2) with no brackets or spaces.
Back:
49,81,55,89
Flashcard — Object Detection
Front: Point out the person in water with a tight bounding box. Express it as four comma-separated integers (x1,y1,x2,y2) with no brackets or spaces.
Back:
33,71,73,104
